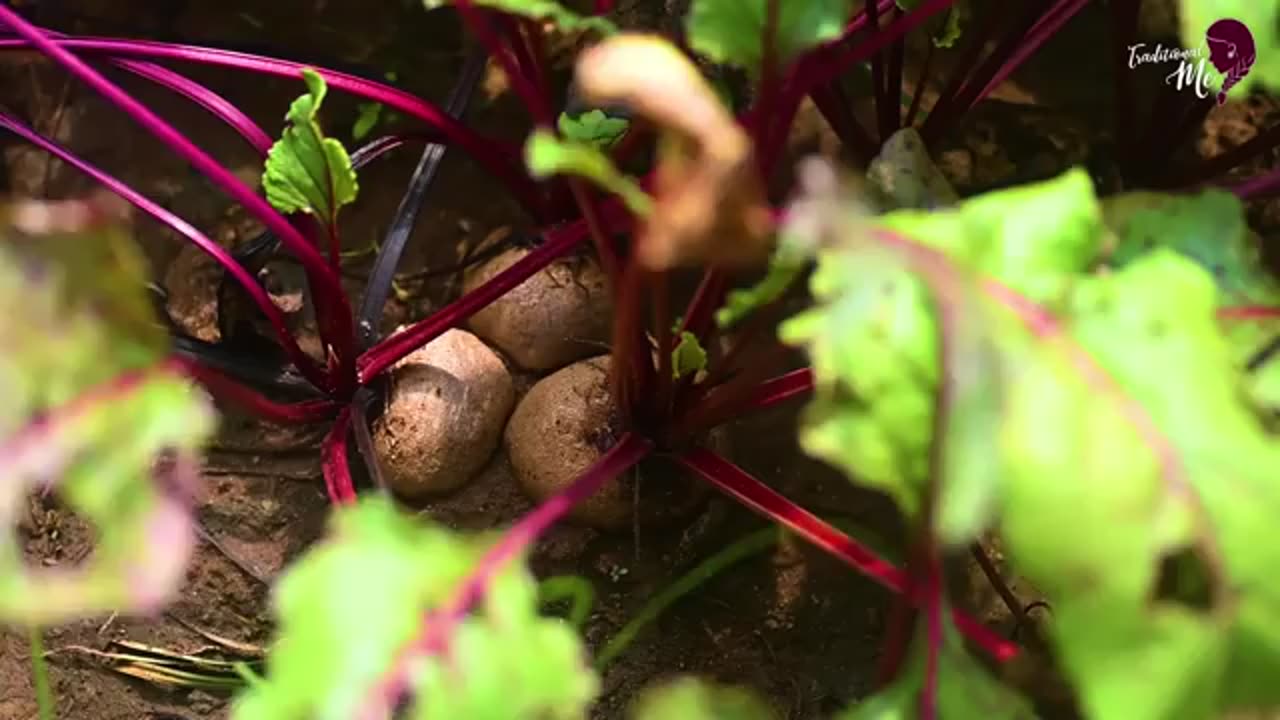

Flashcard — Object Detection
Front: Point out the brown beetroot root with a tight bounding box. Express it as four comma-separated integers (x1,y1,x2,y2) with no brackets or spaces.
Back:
505,355,714,531
463,247,612,371
374,328,515,499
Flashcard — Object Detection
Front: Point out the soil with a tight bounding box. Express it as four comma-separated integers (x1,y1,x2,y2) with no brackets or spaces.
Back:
0,1,1277,719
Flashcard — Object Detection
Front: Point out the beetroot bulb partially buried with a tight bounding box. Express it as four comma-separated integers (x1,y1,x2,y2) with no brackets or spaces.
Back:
373,328,515,499
504,355,717,530
463,244,612,371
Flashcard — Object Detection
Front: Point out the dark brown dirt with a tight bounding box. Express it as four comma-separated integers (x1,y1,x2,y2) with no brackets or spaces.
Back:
1,1,1276,719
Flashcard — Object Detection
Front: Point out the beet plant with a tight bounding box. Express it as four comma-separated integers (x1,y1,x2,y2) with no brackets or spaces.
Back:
3,0,1280,717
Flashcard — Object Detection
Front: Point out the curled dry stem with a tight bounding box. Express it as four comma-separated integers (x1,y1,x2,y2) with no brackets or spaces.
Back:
574,35,773,271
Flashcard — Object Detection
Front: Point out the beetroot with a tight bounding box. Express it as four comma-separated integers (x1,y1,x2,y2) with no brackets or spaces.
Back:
373,328,515,498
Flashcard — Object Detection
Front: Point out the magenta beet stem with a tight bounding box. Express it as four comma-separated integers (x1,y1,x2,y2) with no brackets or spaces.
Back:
736,368,814,414
0,32,540,216
677,448,1019,662
356,202,630,381
787,0,954,106
1230,166,1280,201
0,6,355,385
0,111,330,389
174,359,338,424
110,58,274,155
0,9,341,291
321,406,358,504
1218,305,1280,320
977,0,1091,104
0,21,276,156
0,365,156,472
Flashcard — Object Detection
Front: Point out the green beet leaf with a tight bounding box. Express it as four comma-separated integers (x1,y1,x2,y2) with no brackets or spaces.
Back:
945,167,1102,306
422,0,616,36
1000,249,1280,718
558,109,630,149
671,331,709,379
231,497,597,720
780,246,941,514
932,1,965,48
1099,189,1280,417
352,102,385,141
525,129,653,216
1048,597,1225,720
1101,189,1273,303
782,153,1280,718
1221,295,1280,420
230,498,477,720
410,557,598,719
716,241,809,330
894,0,967,48
263,69,359,230
686,0,851,77
1180,0,1279,99
780,167,1103,523
0,198,214,626
932,287,1010,546
352,72,398,141
631,677,777,720
1221,316,1280,417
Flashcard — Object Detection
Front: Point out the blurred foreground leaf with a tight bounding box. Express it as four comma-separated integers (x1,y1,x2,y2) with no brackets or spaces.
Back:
232,497,598,720
0,196,213,626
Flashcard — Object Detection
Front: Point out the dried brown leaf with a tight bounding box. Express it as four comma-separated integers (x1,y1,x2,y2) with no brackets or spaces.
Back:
574,35,773,270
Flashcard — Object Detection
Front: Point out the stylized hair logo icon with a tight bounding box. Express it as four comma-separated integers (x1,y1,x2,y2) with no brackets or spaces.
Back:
1206,19,1256,106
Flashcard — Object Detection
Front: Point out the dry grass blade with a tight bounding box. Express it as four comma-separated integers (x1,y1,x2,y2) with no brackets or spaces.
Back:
50,639,264,691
